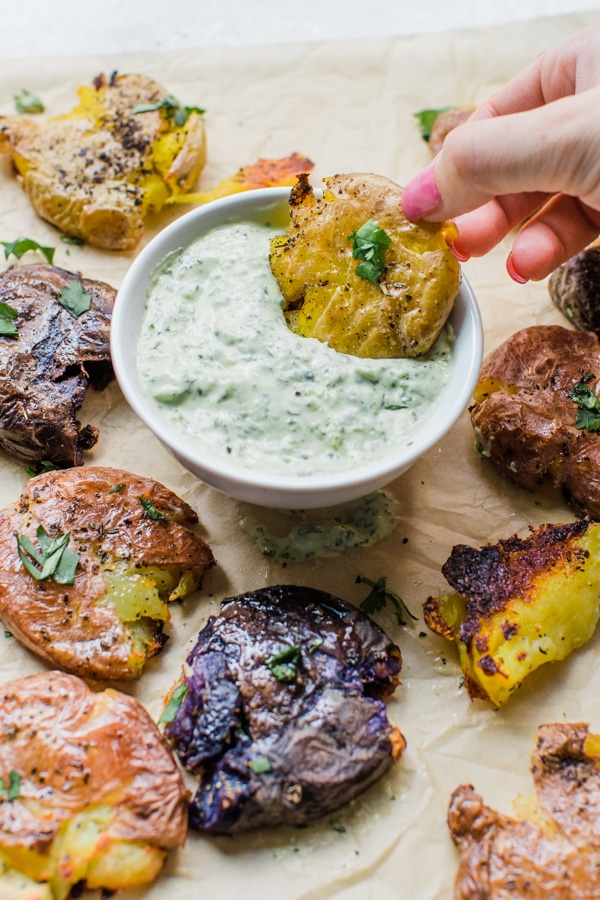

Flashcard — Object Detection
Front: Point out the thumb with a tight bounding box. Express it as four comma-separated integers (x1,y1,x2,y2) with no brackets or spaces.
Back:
402,88,600,223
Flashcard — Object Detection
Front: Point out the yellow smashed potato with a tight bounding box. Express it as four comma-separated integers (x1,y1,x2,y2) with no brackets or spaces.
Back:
0,671,188,900
424,520,600,707
0,72,206,250
270,172,460,358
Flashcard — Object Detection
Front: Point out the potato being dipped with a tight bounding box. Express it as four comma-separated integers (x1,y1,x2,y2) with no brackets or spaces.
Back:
0,465,215,680
269,173,461,358
0,670,188,900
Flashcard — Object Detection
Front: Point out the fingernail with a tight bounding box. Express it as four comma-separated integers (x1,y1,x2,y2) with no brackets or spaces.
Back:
450,243,470,263
402,164,442,220
506,252,528,284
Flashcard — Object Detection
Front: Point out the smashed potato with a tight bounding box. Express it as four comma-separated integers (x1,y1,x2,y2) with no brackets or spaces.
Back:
450,723,600,899
0,72,206,250
0,670,187,900
548,239,600,335
424,519,600,706
270,173,460,358
471,324,600,519
0,466,215,680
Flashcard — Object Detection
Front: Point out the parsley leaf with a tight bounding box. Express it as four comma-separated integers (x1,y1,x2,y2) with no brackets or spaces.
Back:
158,683,188,725
25,460,59,478
2,237,55,265
348,220,391,283
139,496,165,520
413,107,451,141
16,526,79,585
0,770,21,801
0,300,19,338
109,482,126,494
266,643,301,683
14,89,44,115
568,377,600,432
60,235,85,246
131,94,205,128
249,755,272,774
357,575,417,626
57,281,92,318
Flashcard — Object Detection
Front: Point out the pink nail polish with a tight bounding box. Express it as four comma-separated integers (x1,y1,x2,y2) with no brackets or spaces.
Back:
450,243,470,263
506,253,528,284
402,164,442,220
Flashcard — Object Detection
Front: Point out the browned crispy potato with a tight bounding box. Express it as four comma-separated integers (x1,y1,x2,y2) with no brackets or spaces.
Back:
270,172,460,358
0,72,206,250
470,324,600,519
548,239,600,335
427,105,475,155
424,519,600,707
0,670,187,899
449,723,600,899
0,466,215,680
0,263,114,468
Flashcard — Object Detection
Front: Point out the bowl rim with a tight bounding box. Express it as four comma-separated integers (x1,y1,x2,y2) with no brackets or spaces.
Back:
112,186,483,500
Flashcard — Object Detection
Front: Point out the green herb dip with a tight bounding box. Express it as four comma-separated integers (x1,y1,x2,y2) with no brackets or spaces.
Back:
137,220,454,477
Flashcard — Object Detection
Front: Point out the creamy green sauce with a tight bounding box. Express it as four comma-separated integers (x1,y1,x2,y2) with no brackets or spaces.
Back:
137,220,454,477
240,490,399,561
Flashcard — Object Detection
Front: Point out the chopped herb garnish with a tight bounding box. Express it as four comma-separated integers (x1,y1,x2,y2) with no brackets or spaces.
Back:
2,237,54,264
14,89,44,115
348,219,391,283
308,637,323,654
158,683,188,725
249,755,272,774
266,643,301,682
131,95,205,127
0,300,19,338
4,631,12,639
60,235,85,246
413,106,451,141
568,377,600,432
0,769,21,801
357,575,417,626
16,525,79,585
57,281,92,318
109,482,126,494
25,460,58,478
139,496,165,520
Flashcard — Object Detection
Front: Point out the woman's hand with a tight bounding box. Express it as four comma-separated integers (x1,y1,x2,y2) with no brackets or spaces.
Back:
401,24,600,282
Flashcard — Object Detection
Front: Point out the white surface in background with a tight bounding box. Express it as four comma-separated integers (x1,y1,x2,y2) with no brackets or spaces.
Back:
3,0,599,57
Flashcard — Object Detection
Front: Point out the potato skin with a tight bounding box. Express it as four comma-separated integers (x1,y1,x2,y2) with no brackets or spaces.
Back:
470,324,600,519
270,172,460,358
0,671,187,892
450,723,600,899
548,239,600,335
0,466,215,680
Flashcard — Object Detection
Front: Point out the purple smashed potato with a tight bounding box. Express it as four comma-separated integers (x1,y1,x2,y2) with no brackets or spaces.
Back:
165,584,405,833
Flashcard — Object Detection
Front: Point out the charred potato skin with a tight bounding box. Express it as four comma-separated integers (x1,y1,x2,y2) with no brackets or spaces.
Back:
470,324,600,519
0,466,215,680
548,240,600,335
0,264,114,468
0,671,187,897
270,172,460,359
0,73,206,251
165,584,404,834
424,519,600,706
449,724,600,899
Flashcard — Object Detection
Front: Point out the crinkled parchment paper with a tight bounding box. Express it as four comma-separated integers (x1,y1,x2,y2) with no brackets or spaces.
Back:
0,11,599,898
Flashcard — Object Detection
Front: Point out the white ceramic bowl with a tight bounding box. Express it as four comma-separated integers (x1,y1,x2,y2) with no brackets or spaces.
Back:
112,187,483,508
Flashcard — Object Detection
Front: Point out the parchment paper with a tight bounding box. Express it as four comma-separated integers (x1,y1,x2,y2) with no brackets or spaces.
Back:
1,11,599,898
